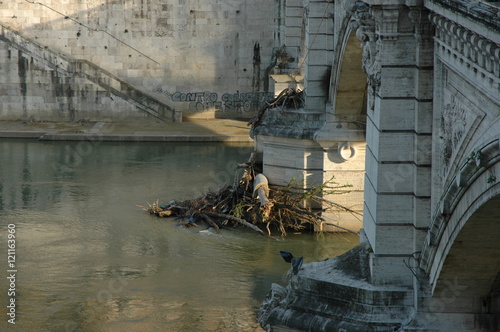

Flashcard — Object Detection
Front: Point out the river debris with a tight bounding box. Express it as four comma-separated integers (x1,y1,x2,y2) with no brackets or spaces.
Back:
247,87,304,128
142,158,358,236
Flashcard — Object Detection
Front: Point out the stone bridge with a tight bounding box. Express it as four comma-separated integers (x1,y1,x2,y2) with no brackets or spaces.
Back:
257,0,500,330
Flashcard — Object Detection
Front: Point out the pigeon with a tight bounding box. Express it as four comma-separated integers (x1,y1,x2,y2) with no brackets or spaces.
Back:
280,251,303,275
291,256,303,275
280,250,294,263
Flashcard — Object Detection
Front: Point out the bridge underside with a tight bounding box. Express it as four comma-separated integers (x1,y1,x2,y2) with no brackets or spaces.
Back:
259,194,500,332
409,195,500,331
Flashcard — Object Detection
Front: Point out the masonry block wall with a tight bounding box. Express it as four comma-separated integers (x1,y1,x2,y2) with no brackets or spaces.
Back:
0,0,275,119
269,0,304,93
303,0,334,113
255,0,366,233
283,0,303,57
0,24,179,122
361,4,434,286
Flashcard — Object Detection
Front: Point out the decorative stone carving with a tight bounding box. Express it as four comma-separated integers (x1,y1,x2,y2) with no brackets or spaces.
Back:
439,94,469,168
361,43,381,108
430,13,500,84
337,142,358,161
348,1,380,111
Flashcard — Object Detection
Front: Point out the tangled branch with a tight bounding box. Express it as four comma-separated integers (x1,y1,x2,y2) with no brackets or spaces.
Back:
247,88,304,128
142,162,358,236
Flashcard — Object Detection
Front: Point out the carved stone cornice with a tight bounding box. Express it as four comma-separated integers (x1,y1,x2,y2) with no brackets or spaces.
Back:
430,13,500,90
426,0,500,32
371,6,400,40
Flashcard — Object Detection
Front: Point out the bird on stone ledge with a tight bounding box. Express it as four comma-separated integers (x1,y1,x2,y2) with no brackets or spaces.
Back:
280,251,303,275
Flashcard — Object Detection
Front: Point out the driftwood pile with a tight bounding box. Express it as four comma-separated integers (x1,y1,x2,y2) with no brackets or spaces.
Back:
144,158,358,236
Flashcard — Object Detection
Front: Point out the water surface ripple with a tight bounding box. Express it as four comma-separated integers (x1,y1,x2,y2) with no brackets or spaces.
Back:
0,140,358,331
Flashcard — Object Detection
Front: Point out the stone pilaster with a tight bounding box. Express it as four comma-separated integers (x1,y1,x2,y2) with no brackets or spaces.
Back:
303,0,335,112
269,0,304,98
257,0,351,228
318,140,366,233
357,2,434,286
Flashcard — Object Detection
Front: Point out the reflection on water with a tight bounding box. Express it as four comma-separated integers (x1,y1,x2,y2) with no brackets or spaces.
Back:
0,140,358,331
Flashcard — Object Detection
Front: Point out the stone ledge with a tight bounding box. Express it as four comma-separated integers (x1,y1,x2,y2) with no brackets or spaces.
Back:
251,108,325,140
427,0,500,35
38,133,252,142
259,243,415,331
0,131,253,143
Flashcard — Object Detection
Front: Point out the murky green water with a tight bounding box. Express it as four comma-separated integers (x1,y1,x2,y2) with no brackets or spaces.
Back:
0,140,358,331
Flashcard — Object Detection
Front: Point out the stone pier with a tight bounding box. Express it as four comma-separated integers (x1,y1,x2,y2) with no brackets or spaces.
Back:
253,0,367,233
259,0,500,330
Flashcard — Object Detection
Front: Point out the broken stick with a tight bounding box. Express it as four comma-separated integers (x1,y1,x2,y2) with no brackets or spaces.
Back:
200,213,220,232
207,212,266,236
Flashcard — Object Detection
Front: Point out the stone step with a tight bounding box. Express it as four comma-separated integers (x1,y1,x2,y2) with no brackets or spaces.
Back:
403,312,500,331
292,273,412,307
0,22,180,122
287,293,413,324
262,293,412,332
259,243,416,331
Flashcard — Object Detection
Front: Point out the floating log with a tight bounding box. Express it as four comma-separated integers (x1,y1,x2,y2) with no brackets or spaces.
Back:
158,210,172,217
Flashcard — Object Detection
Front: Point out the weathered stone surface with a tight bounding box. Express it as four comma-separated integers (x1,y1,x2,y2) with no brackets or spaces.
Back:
0,24,180,122
260,0,500,331
252,108,325,140
259,243,414,331
0,0,276,119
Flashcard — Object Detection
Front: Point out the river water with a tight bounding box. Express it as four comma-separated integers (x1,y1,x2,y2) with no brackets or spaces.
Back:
0,139,358,332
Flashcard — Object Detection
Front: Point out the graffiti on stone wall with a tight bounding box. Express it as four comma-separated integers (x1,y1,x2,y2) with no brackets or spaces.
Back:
169,91,274,113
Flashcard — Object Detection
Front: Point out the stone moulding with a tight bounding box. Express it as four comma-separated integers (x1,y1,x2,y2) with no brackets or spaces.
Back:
314,114,366,150
251,108,326,140
420,12,500,278
430,13,500,97
427,0,500,30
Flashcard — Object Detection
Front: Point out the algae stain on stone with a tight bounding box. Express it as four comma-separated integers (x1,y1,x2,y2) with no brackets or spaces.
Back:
17,50,28,119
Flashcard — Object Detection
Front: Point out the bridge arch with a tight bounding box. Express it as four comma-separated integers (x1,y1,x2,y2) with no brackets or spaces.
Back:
420,133,500,322
431,195,500,309
329,25,366,119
